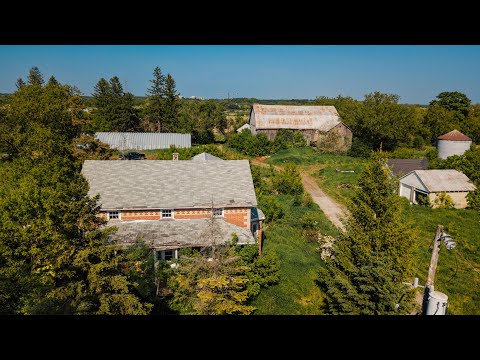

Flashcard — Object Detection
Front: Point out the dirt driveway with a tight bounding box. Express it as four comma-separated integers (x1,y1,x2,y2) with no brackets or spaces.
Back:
251,159,348,232
300,171,347,232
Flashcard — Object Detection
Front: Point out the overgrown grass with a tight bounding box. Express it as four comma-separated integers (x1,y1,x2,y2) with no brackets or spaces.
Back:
267,147,368,204
401,201,480,315
266,147,480,314
250,165,341,314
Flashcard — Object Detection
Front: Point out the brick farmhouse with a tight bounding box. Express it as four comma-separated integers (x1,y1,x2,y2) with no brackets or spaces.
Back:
81,158,264,260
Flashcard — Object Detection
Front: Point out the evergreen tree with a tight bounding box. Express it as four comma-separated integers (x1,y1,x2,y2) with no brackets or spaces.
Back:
27,66,44,86
145,66,166,132
317,150,416,314
47,75,59,86
92,76,139,132
164,74,179,132
0,71,150,314
15,78,26,90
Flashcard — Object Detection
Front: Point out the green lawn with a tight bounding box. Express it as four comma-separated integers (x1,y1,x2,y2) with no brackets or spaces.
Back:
265,147,480,314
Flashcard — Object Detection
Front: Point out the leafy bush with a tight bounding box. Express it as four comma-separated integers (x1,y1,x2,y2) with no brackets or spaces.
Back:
272,164,304,196
433,192,455,209
300,212,322,242
272,129,307,152
301,191,314,207
258,194,285,222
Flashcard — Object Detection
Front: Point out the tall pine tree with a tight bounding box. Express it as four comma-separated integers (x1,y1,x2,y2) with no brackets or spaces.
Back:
163,74,179,132
92,76,139,132
317,150,417,314
27,66,44,86
145,66,166,132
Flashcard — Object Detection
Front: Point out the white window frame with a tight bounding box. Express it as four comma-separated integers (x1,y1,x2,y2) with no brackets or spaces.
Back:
161,209,174,219
212,208,224,218
107,211,120,220
159,249,178,261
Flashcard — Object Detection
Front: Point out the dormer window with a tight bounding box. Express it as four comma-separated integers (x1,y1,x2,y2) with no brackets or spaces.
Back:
108,211,120,220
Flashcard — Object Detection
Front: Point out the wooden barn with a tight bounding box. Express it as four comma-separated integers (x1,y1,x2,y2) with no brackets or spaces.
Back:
249,104,352,152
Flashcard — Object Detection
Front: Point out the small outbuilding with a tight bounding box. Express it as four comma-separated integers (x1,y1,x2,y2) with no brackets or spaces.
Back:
398,169,476,208
436,129,472,160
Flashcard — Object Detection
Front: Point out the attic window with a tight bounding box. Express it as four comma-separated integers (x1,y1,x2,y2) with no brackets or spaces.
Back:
108,211,120,220
213,208,224,217
161,209,173,219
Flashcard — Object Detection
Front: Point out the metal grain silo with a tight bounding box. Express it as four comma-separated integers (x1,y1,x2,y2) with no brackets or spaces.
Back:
436,129,472,159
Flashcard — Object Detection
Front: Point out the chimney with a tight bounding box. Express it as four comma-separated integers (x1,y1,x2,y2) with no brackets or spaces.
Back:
172,153,179,161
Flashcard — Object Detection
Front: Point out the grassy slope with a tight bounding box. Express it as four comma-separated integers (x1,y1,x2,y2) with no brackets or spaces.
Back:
266,147,480,314
249,179,341,315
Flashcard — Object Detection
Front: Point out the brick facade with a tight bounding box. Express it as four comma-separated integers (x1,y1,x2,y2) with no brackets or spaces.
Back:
224,208,250,228
99,207,251,229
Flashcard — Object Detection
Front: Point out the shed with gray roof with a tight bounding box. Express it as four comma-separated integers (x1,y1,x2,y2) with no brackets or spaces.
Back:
398,169,476,209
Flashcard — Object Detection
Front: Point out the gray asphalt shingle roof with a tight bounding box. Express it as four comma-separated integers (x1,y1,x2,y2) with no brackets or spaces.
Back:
191,152,223,161
107,218,255,249
82,160,257,209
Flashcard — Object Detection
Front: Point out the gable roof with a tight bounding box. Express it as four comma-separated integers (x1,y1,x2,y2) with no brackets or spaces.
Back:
437,129,472,141
95,132,191,150
236,123,252,132
191,152,223,161
106,218,255,250
251,104,343,131
399,169,476,192
82,160,257,209
387,158,429,177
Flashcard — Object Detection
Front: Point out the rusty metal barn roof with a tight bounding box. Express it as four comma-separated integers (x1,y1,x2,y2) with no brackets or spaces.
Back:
95,132,191,150
437,129,472,141
401,169,476,192
251,104,342,131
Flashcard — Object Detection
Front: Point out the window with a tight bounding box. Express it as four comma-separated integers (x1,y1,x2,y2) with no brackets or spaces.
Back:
161,209,173,219
158,249,177,261
213,208,224,217
108,211,120,220
251,222,258,234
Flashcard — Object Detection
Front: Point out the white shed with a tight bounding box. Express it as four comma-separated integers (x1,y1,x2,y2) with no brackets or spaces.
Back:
398,169,476,209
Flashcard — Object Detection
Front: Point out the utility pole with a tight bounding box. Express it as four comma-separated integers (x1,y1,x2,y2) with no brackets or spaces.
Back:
422,224,443,314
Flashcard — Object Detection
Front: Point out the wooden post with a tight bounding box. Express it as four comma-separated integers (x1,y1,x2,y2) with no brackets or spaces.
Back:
422,224,443,314
258,221,263,256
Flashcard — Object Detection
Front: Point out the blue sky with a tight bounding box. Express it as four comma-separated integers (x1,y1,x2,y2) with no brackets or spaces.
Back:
1,45,480,104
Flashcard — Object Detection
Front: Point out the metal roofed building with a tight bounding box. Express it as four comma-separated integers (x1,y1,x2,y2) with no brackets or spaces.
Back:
398,169,476,208
436,129,472,160
95,132,191,150
249,104,352,152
